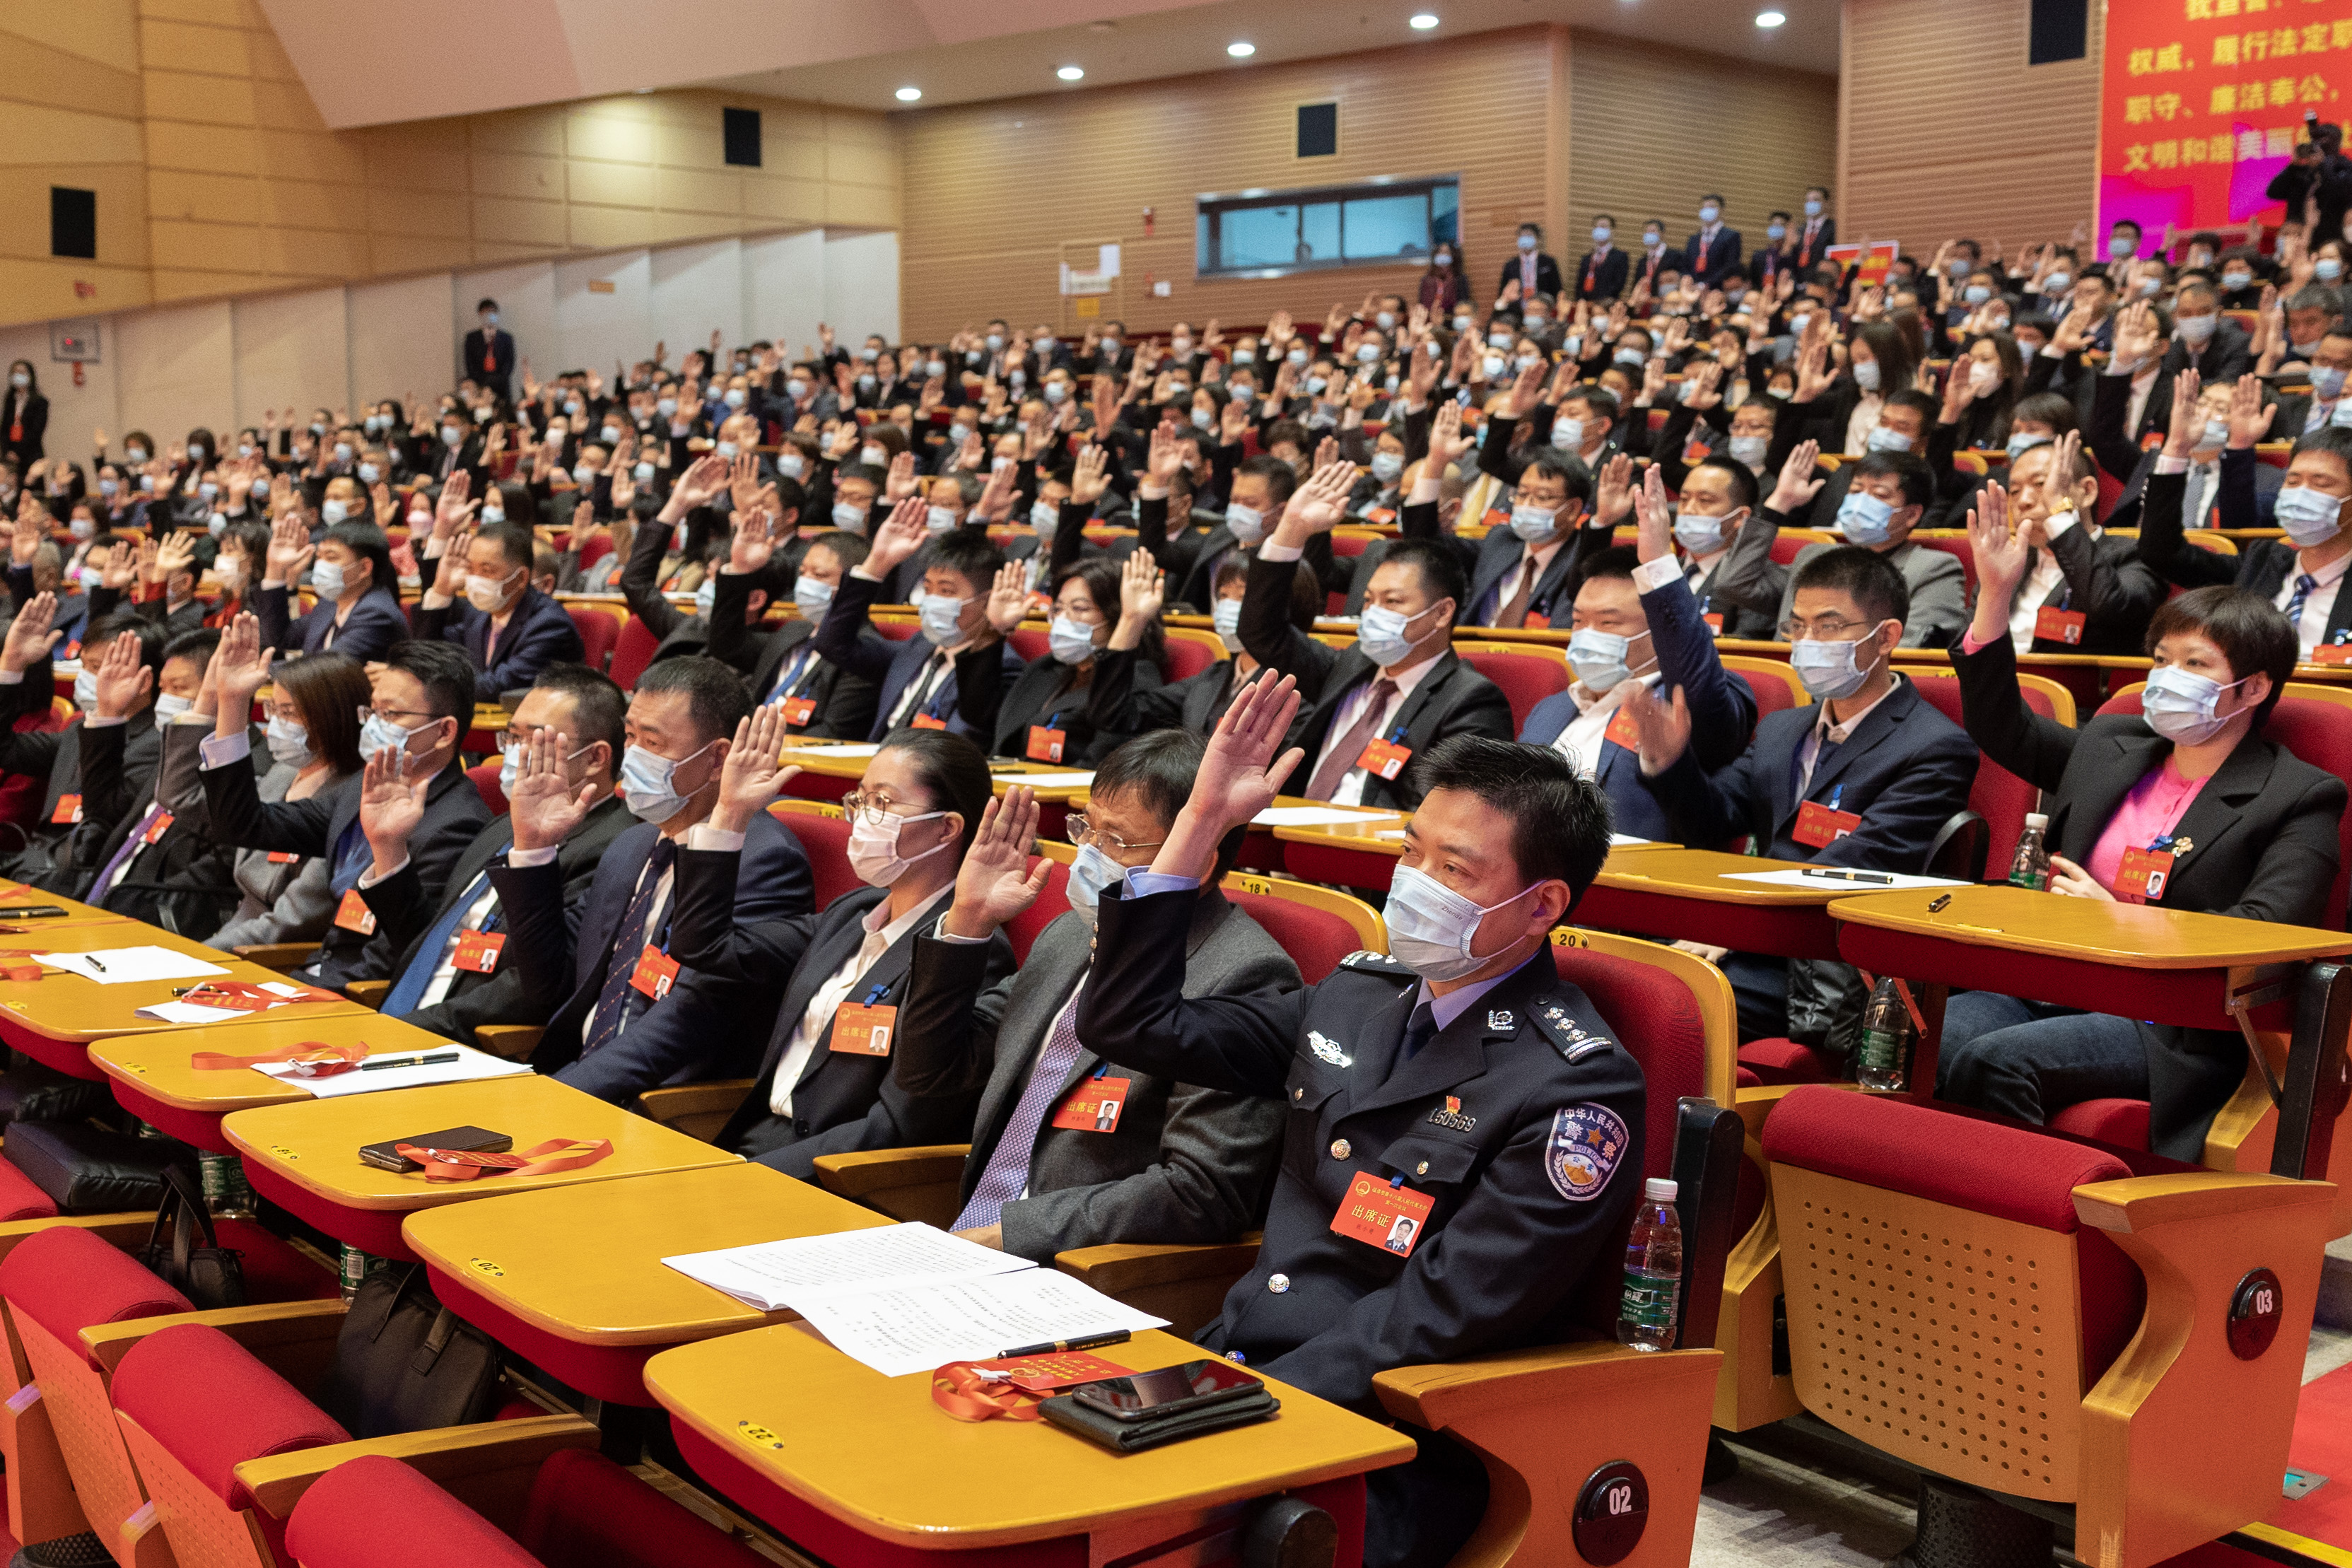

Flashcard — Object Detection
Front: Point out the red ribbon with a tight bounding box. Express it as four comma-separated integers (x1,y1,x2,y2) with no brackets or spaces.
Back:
392,1137,614,1183
191,1040,366,1075
930,1363,1049,1423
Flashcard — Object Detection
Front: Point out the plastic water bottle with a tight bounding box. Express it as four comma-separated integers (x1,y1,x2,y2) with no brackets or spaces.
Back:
1857,975,1913,1092
2008,812,2052,891
1615,1177,1683,1352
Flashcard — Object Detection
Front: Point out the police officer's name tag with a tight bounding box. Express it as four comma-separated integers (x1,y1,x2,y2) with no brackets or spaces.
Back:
1330,1172,1434,1256
1545,1104,1629,1201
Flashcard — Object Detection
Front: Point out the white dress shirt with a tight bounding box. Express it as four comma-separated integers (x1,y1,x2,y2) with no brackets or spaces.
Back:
2272,549,2350,659
1552,673,1659,778
766,885,949,1116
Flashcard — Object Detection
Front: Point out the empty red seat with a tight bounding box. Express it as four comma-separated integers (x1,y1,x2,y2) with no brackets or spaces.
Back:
0,1154,58,1221
0,1227,192,1368
2049,1098,2153,1150
1219,887,1364,984
769,805,860,912
1456,647,1569,735
467,758,506,816
609,616,660,689
566,608,619,672
1736,1036,1833,1085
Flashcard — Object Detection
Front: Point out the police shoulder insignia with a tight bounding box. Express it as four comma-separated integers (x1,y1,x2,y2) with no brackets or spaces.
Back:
1531,997,1615,1063
1545,1104,1630,1202
1309,1031,1352,1068
1339,950,1414,980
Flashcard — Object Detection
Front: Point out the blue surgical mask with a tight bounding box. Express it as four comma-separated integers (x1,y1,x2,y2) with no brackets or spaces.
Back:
1727,435,1769,469
724,388,747,409
657,397,678,419
1791,630,1885,699
915,590,971,645
1852,360,1882,392
1864,425,1912,453
1962,285,1991,305
1509,503,1559,543
1698,205,1720,223
481,505,505,525
694,577,716,619
1212,597,1244,651
1357,601,1434,667
832,501,867,532
926,505,957,534
794,577,836,617
2108,233,2137,261
634,461,655,482
356,462,380,484
2141,664,2249,746
1552,417,1584,450
2006,433,2049,461
778,452,806,479
320,498,349,525
1063,841,1119,928
72,669,98,712
1567,627,1644,693
1673,511,1726,555
312,560,349,599
2276,485,2346,547
1836,489,1899,546
357,710,426,766
1614,347,1645,368
2312,365,2348,400
602,423,622,445
1048,614,1098,665
1190,408,1214,431
1767,223,1786,241
1225,504,1265,546
1370,450,1403,483
619,737,715,823
1030,498,1059,533
265,713,312,768
1383,866,1538,983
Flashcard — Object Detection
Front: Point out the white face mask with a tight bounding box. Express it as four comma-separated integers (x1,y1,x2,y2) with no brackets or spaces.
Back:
1357,600,1438,667
153,692,192,724
914,591,973,645
265,713,312,768
72,669,98,711
1225,503,1265,546
2140,664,2250,746
1062,841,1121,928
312,560,351,599
466,568,520,612
1212,597,1244,652
1790,628,1888,699
1048,614,1099,665
357,710,431,767
846,806,952,887
2275,485,2346,547
619,737,715,823
794,576,836,618
1852,360,1881,392
1567,626,1648,693
1384,867,1540,983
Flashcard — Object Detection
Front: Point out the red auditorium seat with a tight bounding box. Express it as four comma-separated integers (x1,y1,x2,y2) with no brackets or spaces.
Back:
1008,626,1050,662
1217,873,1383,984
769,801,860,912
1910,532,1977,601
608,615,660,689
1455,644,1569,734
466,758,505,816
566,607,619,672
1002,856,1072,963
1159,628,1220,681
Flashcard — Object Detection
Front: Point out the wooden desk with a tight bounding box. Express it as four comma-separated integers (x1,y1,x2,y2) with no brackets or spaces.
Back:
1271,811,1675,892
88,1014,456,1154
223,1075,742,1262
0,880,134,930
1576,848,1854,960
645,1324,1413,1568
0,928,365,1080
405,1163,889,1407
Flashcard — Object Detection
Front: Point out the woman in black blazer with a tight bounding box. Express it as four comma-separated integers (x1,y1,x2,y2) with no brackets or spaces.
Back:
1940,479,2347,1161
2,362,47,468
971,551,1162,768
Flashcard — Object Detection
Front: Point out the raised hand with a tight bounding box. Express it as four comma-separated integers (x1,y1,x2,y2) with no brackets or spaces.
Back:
157,532,195,584
507,728,601,853
1769,438,1825,513
1506,358,1547,419
669,452,732,512
212,612,274,718
1181,672,1304,838
984,560,1029,636
11,504,41,567
264,513,313,586
433,526,476,597
1630,464,1674,561
943,787,1051,939
1142,423,1184,494
1593,452,1637,525
2228,371,2269,448
712,706,799,833
433,468,474,539
1682,360,1724,411
974,459,1017,523
1617,681,1692,776
730,507,775,575
1966,482,2030,624
98,541,136,591
2162,368,2205,459
1114,547,1164,631
1278,460,1357,540
728,452,763,515
358,741,431,869
865,498,928,575
1070,444,1111,507
0,592,59,674
884,449,918,503
90,630,149,720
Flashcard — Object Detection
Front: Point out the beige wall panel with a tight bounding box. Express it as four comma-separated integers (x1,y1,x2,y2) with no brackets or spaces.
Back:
648,210,737,245
147,168,260,228
150,217,262,273
824,142,896,192
245,28,299,83
0,165,151,263
144,71,259,128
0,40,143,119
367,185,469,240
368,233,473,274
0,0,143,71
230,283,346,423
0,259,151,324
257,129,363,184
475,196,568,249
138,0,265,28
744,177,825,226
824,111,894,151
472,151,563,202
658,168,742,216
566,110,655,165
765,139,826,182
0,102,150,168
251,78,327,132
472,108,566,158
824,184,899,233
114,295,235,442
566,204,656,252
144,119,257,175
259,225,367,279
139,17,248,77
348,269,455,411
258,177,364,233
360,134,469,194
568,160,656,209
148,267,274,302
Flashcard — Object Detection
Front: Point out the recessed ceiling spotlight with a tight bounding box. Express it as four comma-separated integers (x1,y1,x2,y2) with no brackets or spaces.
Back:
894,86,923,101
1057,65,1084,81
1227,40,1256,57
1755,9,1786,25
1410,13,1440,28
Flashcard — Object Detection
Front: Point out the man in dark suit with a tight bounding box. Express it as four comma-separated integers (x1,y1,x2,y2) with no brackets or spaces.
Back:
2090,361,2283,532
201,628,493,992
462,298,516,402
1519,486,1757,841
1434,380,1613,629
1683,194,1743,288
1497,223,1564,305
1575,216,1630,303
1992,436,2167,657
2165,283,2252,384
709,523,883,739
1241,463,1516,810
2262,324,2352,441
1793,187,1837,274
667,723,1013,1166
1149,454,1338,615
411,517,583,701
1623,546,1980,1041
254,512,410,665
814,508,1024,744
357,665,633,1048
890,730,1301,1261
489,656,813,1104
0,607,172,898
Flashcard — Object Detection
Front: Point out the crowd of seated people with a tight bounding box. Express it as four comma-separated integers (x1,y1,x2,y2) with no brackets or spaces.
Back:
4,165,2352,1566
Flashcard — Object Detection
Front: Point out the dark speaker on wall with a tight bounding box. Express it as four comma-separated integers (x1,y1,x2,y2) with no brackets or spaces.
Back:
2027,0,2087,64
1297,102,1338,159
51,187,95,260
723,106,762,168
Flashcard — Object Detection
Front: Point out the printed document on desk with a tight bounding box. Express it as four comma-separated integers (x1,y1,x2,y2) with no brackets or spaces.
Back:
1719,870,1969,891
796,1270,1168,1378
662,1222,1033,1312
252,1044,532,1099
45,947,230,985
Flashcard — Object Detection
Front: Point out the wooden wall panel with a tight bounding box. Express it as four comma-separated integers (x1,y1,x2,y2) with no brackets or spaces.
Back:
0,0,154,322
1839,0,2102,254
895,27,1560,341
1565,35,1838,266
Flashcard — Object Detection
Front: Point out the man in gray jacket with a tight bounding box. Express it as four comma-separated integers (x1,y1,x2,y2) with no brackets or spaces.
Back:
889,730,1302,1263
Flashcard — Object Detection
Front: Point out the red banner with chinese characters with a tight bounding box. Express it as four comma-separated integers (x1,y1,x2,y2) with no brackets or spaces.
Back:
2099,1,2351,236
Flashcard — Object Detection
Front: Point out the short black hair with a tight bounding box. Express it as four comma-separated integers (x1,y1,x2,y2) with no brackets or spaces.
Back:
2011,392,2080,434
1690,454,1760,511
1793,544,1911,627
1853,449,1936,510
86,611,163,674
476,298,498,312
928,530,1005,592
1403,737,1613,906
876,728,992,853
1701,192,1725,205
383,638,476,722
1517,450,1594,504
806,530,869,571
1235,453,1299,509
2293,426,2352,485
531,662,626,761
1572,544,1639,597
634,655,750,745
162,627,220,672
475,518,536,575
1562,385,1619,425
1094,729,1251,884
2146,586,2297,727
1379,537,1467,609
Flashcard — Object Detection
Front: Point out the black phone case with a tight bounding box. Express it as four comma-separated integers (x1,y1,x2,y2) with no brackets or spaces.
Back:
358,1125,511,1174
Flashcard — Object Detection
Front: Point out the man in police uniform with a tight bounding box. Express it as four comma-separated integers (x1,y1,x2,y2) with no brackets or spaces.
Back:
1075,678,1644,1568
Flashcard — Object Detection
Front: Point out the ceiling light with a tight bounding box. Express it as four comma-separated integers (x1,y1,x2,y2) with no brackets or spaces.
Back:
1410,13,1440,28
1227,40,1256,57
1057,65,1084,81
894,86,923,101
1755,9,1785,25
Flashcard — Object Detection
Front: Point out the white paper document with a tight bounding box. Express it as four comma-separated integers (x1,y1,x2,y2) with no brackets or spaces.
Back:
1251,807,1401,826
792,742,882,758
1719,870,1968,891
43,947,230,985
1005,771,1096,788
251,1043,532,1099
133,1001,246,1024
793,1269,1167,1379
662,1222,1032,1312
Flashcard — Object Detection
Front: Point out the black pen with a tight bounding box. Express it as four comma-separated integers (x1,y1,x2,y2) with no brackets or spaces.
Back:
85,954,106,973
996,1328,1132,1359
1799,868,1893,884
1927,893,1954,913
360,1052,460,1072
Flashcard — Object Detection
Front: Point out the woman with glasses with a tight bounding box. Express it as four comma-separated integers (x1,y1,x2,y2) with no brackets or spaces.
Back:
663,705,1014,1168
966,553,1162,767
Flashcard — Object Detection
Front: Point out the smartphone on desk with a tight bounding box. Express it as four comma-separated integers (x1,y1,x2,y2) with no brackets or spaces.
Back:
357,1125,511,1174
1067,1359,1263,1423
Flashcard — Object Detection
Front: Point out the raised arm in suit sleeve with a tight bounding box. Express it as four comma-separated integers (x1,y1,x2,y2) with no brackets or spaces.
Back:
1639,569,1755,771
2085,373,2147,494
353,858,441,958
476,599,582,695
2214,445,2264,532
1475,413,1528,487
666,843,819,984
886,934,1017,1145
812,571,901,685
1949,631,2081,792
2049,526,2167,638
2136,470,2236,587
199,747,337,855
619,504,686,640
1236,552,1340,700
1087,645,1191,735
1075,886,1308,1097
2221,771,2348,928
254,582,296,656
1706,505,1790,621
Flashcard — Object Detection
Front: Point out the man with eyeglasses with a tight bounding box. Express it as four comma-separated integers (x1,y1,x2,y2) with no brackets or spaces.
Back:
349,664,633,1049
199,619,493,993
1618,546,1977,1046
882,729,1300,1260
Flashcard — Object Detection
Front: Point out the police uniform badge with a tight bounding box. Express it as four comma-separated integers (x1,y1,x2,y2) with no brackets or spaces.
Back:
1309,1031,1352,1067
1545,1104,1629,1201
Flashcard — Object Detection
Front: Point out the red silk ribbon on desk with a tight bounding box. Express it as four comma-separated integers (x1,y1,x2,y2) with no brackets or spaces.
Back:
178,979,339,1012
0,950,45,982
930,1351,1132,1422
189,1039,368,1077
392,1137,614,1183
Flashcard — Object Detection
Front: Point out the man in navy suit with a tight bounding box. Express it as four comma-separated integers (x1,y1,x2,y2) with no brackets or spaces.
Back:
1620,546,1979,1041
1791,187,1837,274
1575,216,1630,303
814,502,1024,744
462,298,516,402
410,515,584,700
1430,379,1614,629
1519,476,1756,841
1683,194,1743,288
488,656,814,1104
254,509,409,665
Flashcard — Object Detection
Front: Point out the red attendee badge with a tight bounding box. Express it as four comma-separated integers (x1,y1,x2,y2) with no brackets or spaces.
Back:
332,889,377,935
1051,1076,1130,1133
2114,846,2175,902
1330,1174,1435,1257
267,851,301,864
1357,737,1412,781
1702,611,1725,636
911,713,948,731
829,1002,897,1055
451,930,505,974
49,794,81,826
2314,643,2352,667
780,696,817,727
1792,800,1861,848
629,944,679,1000
2034,607,2087,646
1603,708,1643,751
1026,726,1067,763
142,812,175,844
